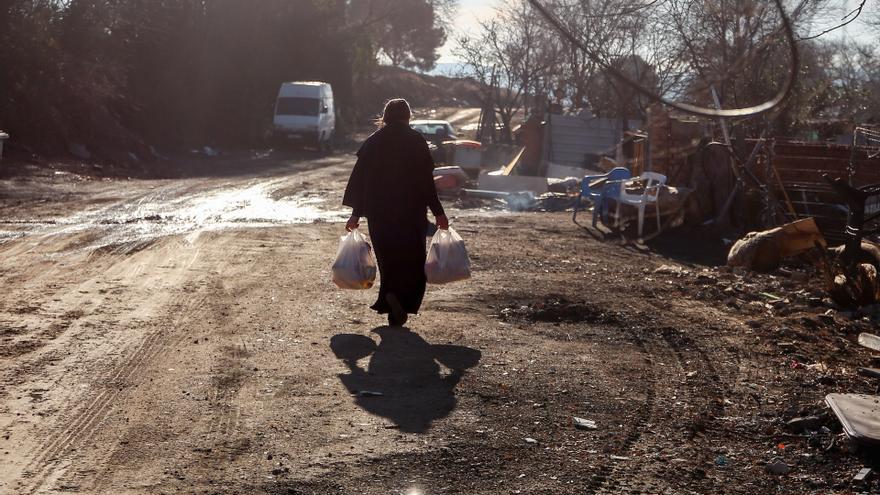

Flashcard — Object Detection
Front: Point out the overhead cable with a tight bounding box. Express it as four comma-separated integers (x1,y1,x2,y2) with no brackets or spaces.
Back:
526,0,799,118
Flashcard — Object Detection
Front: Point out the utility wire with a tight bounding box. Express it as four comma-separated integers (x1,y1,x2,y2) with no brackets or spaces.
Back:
526,0,799,118
798,0,867,41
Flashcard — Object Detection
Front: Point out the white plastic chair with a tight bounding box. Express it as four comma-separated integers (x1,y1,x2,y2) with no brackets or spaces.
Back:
615,171,667,237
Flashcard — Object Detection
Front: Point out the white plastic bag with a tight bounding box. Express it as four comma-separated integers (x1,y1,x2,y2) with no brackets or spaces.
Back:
425,227,471,284
332,228,377,290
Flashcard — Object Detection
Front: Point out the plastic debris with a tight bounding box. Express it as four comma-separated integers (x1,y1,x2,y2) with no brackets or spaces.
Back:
854,468,873,482
786,415,823,432
858,333,880,352
572,417,597,430
356,390,383,397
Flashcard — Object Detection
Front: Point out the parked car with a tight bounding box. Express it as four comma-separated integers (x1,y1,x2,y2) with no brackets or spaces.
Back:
410,119,458,143
273,81,335,151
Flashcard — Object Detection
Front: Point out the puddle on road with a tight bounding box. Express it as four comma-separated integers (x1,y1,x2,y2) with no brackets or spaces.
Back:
0,179,349,252
0,175,523,254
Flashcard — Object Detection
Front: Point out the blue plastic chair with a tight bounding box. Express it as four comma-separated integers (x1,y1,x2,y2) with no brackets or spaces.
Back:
573,167,632,227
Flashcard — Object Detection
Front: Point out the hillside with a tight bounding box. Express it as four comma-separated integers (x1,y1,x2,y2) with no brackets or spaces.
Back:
355,65,482,118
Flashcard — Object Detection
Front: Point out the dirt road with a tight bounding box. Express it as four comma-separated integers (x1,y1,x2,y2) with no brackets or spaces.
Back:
1,147,877,494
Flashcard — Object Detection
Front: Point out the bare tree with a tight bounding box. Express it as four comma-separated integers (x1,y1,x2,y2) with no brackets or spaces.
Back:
455,0,557,142
826,40,880,124
656,0,831,109
541,0,647,111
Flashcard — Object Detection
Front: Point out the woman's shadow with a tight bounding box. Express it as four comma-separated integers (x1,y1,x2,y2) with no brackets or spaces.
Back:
330,327,481,433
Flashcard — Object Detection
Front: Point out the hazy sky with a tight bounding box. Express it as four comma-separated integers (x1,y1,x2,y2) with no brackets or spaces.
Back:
437,0,496,64
436,0,878,64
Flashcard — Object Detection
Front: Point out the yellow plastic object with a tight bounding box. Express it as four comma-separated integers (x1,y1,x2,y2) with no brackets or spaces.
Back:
331,228,377,290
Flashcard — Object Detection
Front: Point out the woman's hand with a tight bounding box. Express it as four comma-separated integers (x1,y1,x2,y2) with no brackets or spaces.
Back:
436,214,449,230
346,215,360,232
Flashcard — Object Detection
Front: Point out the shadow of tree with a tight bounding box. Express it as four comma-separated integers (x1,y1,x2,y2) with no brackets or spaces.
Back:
329,327,481,433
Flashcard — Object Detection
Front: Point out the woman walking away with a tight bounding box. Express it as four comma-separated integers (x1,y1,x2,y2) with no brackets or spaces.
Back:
343,98,448,327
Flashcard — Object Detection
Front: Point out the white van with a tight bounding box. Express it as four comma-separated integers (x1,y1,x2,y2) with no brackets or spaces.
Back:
273,81,335,150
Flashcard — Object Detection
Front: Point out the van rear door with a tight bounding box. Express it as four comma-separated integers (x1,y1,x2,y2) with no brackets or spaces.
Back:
274,95,321,138
276,97,320,118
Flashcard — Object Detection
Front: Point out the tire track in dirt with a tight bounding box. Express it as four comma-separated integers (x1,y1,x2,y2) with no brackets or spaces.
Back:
591,323,733,494
577,294,737,494
168,247,245,446
15,292,209,494
583,326,658,494
208,343,249,439
81,253,248,493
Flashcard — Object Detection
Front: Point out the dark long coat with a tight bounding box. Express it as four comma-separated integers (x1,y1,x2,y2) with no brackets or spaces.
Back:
342,122,445,315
